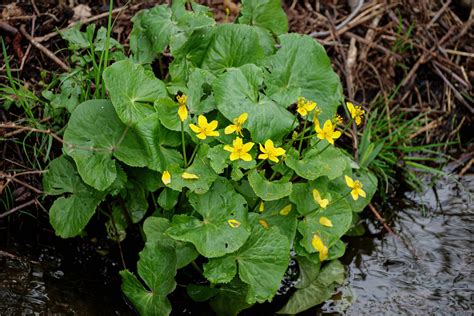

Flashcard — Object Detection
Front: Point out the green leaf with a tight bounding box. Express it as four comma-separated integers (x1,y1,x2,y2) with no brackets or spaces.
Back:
295,256,321,289
214,64,295,143
289,178,331,215
285,143,349,181
130,3,215,64
204,216,291,304
154,98,184,132
328,169,378,213
103,59,167,125
210,278,252,316
186,284,219,302
200,24,266,72
265,33,343,122
143,217,198,268
120,240,177,316
43,156,106,238
167,178,250,258
278,260,345,314
166,146,218,194
134,112,183,172
248,169,292,201
257,198,297,242
63,99,148,191
239,0,288,35
298,197,352,253
185,68,217,114
121,180,148,223
157,187,180,211
207,144,230,174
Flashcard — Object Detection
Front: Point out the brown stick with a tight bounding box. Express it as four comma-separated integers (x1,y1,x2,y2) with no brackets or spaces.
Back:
0,200,37,219
19,24,70,71
368,203,396,235
35,6,129,43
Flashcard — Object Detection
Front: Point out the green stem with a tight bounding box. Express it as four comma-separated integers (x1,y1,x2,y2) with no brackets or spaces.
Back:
243,159,265,177
316,143,331,155
181,121,187,166
187,143,200,167
332,191,352,205
298,119,308,157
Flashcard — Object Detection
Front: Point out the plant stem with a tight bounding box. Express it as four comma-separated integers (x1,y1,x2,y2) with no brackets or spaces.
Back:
298,119,308,157
243,159,265,177
187,143,200,167
181,121,187,166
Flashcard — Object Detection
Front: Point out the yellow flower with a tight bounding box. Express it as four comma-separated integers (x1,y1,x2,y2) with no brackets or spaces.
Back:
333,114,344,125
345,175,367,200
182,172,199,180
224,112,248,136
227,219,241,228
162,171,171,185
259,201,265,213
346,102,365,125
177,95,188,122
315,119,342,145
259,219,269,229
258,139,286,163
279,204,292,216
319,216,333,227
189,115,220,140
311,234,328,261
312,189,329,209
223,137,254,161
296,97,317,116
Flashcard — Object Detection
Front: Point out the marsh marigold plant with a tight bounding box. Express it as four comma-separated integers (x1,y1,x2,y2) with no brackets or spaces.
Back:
42,1,378,315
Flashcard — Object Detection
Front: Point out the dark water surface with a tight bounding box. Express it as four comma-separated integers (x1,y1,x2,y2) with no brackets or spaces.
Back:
0,173,472,315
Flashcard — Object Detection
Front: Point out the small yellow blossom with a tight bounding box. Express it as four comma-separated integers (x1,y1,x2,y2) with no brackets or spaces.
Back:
333,114,344,125
279,204,292,216
258,139,286,163
259,219,269,229
223,137,254,161
345,175,367,200
224,112,248,136
177,95,188,122
162,171,171,185
312,189,329,209
311,234,328,261
315,119,342,145
346,102,365,125
296,97,317,116
182,172,199,180
189,115,220,140
259,201,265,213
227,219,241,228
319,216,333,227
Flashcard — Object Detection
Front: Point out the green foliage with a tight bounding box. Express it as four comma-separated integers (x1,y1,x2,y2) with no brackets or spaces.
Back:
42,0,379,314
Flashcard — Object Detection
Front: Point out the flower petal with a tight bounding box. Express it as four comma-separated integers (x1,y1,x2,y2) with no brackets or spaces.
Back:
161,171,171,185
225,125,236,134
358,188,367,198
227,219,241,228
345,175,354,188
182,172,199,180
319,216,333,227
240,153,253,161
229,152,240,161
223,145,234,152
189,124,201,133
208,120,218,131
197,115,207,127
351,189,359,200
242,142,254,152
279,204,292,216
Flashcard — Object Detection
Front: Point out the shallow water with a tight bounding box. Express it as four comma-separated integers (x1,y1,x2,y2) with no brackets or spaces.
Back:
0,173,472,315
326,173,474,315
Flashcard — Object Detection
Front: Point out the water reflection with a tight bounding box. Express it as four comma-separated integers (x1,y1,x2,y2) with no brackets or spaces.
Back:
328,174,473,315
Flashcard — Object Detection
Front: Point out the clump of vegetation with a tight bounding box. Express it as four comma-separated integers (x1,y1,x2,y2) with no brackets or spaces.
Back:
39,0,378,314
